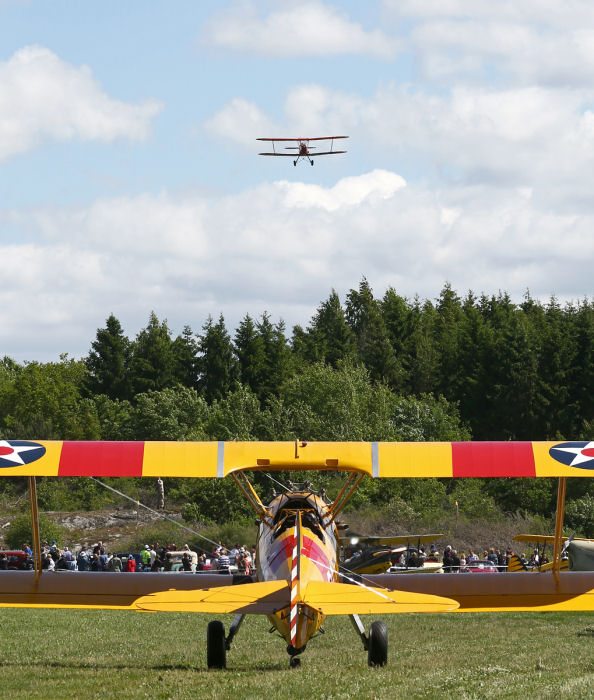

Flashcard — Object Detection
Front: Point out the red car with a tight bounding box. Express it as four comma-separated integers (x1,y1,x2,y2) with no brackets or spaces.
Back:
2,551,27,569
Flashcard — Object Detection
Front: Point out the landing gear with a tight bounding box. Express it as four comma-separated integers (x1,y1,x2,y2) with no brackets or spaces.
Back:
287,644,306,669
207,614,245,669
207,620,226,669
310,159,314,166
349,614,389,667
367,620,388,667
293,160,297,166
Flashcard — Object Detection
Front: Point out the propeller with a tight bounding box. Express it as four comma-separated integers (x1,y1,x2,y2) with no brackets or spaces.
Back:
561,533,575,557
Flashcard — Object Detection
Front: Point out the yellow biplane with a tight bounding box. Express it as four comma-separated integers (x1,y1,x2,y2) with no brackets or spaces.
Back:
340,533,443,575
1,438,594,668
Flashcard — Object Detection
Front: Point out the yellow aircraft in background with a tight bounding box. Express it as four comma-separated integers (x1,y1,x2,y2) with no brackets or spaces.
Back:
340,534,443,575
1,439,594,668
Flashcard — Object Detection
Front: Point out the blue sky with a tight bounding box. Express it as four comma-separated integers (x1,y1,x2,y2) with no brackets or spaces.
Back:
2,1,594,360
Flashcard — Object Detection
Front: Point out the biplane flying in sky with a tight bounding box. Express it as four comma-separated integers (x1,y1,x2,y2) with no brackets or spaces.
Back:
257,136,348,166
1,439,594,669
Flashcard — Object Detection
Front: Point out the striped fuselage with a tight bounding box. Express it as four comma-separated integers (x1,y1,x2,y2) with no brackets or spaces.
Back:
257,492,338,651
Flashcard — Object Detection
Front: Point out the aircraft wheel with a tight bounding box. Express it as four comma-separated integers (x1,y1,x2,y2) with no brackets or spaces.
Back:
311,160,314,166
367,620,388,667
293,160,297,166
207,620,226,669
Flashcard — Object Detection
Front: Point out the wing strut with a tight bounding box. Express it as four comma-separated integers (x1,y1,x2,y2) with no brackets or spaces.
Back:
231,471,272,525
327,472,364,524
552,477,567,578
28,476,41,579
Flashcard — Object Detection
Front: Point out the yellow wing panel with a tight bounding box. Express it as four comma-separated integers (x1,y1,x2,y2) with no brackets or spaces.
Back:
377,442,453,477
142,442,219,477
532,441,591,477
301,581,459,615
222,441,372,475
135,580,289,614
0,440,62,476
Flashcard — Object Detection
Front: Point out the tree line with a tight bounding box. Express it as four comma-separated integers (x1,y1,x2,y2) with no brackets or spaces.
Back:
1,279,593,529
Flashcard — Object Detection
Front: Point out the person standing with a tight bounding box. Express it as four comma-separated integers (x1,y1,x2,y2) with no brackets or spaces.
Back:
156,478,165,509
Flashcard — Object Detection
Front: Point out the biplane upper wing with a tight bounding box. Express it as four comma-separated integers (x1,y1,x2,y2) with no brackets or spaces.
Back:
514,534,570,544
256,136,348,142
2,440,594,478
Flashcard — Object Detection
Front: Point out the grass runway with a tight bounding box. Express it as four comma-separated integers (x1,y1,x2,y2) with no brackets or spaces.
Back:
0,608,593,698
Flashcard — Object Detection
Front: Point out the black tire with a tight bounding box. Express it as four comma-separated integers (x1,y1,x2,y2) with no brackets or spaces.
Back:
207,620,226,669
367,620,388,667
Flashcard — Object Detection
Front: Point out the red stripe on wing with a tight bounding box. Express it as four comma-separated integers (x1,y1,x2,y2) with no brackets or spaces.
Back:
452,442,536,477
58,441,145,476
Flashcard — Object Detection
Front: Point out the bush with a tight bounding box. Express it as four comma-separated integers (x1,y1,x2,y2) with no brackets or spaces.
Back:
565,494,594,538
5,512,65,550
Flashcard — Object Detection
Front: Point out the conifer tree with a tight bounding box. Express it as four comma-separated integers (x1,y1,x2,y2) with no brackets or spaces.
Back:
305,290,356,368
85,314,131,400
345,278,401,387
129,312,175,395
234,314,266,394
257,313,294,399
197,314,237,403
172,325,199,389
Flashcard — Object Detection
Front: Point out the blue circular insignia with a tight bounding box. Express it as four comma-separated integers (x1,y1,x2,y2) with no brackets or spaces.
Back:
0,440,46,468
549,441,594,470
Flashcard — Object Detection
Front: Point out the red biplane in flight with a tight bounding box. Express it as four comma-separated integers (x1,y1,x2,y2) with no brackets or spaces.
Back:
257,136,348,166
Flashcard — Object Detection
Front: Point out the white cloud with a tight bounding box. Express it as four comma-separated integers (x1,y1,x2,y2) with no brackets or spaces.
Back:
279,169,406,211
384,0,594,86
2,171,593,361
205,82,594,196
0,46,163,160
204,1,398,58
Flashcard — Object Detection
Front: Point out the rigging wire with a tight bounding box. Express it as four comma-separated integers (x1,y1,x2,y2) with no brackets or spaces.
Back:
88,477,224,554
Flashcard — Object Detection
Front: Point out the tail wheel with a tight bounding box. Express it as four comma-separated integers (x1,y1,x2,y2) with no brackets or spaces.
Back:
207,620,226,669
367,620,388,667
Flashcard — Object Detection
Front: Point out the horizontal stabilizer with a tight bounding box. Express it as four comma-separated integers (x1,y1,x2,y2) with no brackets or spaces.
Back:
135,579,459,615
135,580,289,614
300,581,459,615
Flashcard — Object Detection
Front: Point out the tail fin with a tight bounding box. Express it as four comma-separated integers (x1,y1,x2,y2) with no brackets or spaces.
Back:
507,555,528,572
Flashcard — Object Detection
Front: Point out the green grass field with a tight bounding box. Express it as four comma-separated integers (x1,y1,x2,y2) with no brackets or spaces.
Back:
0,609,593,699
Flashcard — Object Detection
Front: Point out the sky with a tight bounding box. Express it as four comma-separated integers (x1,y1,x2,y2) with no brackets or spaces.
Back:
2,0,594,361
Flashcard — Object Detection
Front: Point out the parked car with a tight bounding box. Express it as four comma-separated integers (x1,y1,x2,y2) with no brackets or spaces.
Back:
2,551,27,569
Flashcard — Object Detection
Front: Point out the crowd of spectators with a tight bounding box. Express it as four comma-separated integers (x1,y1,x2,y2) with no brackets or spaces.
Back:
8,540,257,574
384,543,550,572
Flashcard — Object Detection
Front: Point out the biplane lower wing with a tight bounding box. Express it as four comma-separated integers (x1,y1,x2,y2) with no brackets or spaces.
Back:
258,152,297,156
364,572,594,612
0,571,243,610
305,150,346,156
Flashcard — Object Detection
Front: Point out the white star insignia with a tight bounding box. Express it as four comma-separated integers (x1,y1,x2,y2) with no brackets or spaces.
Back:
552,441,594,466
0,441,41,466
